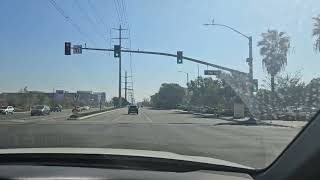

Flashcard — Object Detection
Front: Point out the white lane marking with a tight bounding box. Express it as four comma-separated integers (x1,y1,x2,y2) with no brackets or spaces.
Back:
141,110,152,123
111,115,123,123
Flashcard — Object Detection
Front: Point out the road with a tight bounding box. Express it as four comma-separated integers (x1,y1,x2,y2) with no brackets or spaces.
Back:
0,108,302,168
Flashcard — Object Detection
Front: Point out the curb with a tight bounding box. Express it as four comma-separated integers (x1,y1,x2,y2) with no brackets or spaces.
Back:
67,108,122,120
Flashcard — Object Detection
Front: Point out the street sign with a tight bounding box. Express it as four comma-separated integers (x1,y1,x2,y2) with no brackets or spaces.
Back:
177,51,183,64
204,70,221,75
65,42,71,55
73,45,82,54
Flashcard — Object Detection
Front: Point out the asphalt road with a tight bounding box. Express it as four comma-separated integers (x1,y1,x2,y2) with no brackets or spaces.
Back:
0,108,302,169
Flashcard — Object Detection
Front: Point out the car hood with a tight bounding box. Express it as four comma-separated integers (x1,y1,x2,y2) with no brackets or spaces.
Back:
0,148,253,169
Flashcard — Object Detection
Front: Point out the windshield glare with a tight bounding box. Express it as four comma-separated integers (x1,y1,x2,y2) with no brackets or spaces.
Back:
0,0,318,170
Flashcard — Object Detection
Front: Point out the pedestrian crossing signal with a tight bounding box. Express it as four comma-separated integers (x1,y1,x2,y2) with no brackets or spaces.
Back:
177,51,183,64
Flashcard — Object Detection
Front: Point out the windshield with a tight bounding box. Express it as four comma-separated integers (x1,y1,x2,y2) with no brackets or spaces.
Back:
0,106,7,109
0,0,318,170
34,106,44,110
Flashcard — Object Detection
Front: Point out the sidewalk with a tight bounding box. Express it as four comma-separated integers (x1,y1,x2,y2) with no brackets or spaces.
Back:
174,109,309,128
261,120,307,128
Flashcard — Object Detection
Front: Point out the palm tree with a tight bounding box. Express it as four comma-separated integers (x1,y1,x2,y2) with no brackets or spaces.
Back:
257,30,290,93
312,15,320,52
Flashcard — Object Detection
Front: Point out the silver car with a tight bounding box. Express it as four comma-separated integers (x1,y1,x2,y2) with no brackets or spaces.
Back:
31,105,51,116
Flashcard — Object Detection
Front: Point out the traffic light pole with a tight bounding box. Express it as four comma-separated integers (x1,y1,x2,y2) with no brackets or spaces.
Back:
119,26,122,107
125,70,127,101
81,47,248,76
248,36,253,88
112,25,128,107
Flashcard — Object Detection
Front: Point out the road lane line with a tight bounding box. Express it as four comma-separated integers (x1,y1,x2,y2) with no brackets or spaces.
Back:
141,110,153,123
111,114,124,123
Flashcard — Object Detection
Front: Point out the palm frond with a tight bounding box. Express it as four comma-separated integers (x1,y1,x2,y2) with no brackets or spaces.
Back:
258,29,290,76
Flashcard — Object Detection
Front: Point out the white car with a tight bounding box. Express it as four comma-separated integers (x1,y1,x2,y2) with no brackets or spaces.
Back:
81,106,90,111
0,106,15,115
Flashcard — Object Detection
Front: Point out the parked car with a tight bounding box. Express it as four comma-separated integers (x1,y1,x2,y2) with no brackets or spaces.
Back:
51,105,62,112
31,105,50,116
72,106,81,113
81,106,90,111
128,105,139,114
0,106,15,115
221,108,233,116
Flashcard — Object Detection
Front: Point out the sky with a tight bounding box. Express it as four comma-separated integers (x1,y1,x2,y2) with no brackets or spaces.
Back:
0,0,320,101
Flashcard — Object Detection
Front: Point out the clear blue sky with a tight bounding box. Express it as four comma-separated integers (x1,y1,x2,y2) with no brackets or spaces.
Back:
0,0,319,101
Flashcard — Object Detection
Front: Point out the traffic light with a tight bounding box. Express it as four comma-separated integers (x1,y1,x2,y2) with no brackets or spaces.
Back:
65,42,71,55
253,79,258,92
177,51,183,64
114,45,121,58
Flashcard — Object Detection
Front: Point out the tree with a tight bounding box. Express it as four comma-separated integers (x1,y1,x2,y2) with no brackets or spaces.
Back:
312,15,320,53
141,98,151,106
258,30,290,93
111,97,129,107
188,77,222,106
187,77,241,109
276,72,305,109
304,78,320,107
150,83,185,109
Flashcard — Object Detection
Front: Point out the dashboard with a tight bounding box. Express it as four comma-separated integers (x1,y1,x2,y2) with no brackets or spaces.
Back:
0,165,252,180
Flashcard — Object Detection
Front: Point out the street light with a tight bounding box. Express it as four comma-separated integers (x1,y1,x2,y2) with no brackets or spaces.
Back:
178,71,189,85
203,19,253,84
204,19,255,122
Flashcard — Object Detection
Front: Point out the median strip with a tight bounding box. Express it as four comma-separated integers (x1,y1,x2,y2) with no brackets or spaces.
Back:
67,108,121,120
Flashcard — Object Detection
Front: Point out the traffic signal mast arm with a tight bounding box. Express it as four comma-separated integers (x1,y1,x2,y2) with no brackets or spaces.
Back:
81,47,248,75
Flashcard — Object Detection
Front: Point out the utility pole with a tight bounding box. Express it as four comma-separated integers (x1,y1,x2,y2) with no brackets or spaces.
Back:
112,25,128,107
124,70,127,101
197,64,200,87
248,36,253,92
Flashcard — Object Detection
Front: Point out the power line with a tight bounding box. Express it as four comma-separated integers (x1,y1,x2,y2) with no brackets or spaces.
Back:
73,0,106,41
48,0,97,46
87,0,107,28
113,0,122,24
120,0,128,26
116,0,125,25
128,29,135,103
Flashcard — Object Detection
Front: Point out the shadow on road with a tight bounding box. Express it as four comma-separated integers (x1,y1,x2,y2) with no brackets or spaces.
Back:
215,121,290,127
169,111,194,115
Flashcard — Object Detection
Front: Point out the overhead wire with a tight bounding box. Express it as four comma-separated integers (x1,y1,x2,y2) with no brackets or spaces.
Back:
48,0,97,46
113,0,122,24
73,0,106,42
120,0,129,26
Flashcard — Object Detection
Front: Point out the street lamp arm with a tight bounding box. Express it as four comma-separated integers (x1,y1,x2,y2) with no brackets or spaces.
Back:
207,23,249,39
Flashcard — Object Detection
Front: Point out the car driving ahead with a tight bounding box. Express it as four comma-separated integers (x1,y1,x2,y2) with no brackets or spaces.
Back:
128,105,139,114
